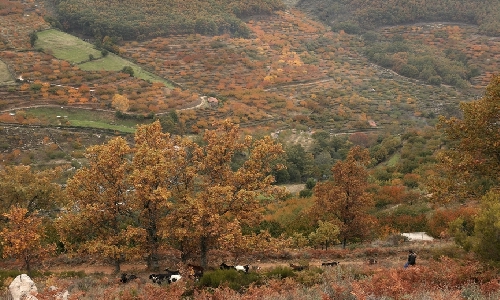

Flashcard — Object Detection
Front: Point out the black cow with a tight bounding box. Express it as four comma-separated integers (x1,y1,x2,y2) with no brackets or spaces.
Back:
289,263,307,271
149,273,170,284
322,261,340,266
120,273,138,283
220,262,234,270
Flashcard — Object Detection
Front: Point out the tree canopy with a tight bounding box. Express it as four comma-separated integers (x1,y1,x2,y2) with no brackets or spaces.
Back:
56,120,286,270
311,146,376,248
53,0,285,40
428,74,500,203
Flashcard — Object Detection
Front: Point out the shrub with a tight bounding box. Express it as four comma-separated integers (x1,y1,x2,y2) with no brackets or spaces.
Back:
198,269,262,292
47,151,66,160
295,267,323,286
264,266,296,280
299,188,313,198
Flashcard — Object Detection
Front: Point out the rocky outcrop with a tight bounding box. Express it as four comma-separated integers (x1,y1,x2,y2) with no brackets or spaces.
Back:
9,274,38,300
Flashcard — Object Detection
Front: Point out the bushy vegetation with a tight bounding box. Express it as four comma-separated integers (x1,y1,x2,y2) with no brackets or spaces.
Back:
1,0,500,298
300,0,500,36
198,269,262,291
51,0,285,40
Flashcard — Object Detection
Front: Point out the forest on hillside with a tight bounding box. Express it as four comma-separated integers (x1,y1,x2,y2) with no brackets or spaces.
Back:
0,0,500,298
0,77,499,298
298,0,500,36
48,0,285,40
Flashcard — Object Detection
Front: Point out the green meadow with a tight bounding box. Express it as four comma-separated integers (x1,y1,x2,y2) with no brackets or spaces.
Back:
25,107,152,133
35,29,173,87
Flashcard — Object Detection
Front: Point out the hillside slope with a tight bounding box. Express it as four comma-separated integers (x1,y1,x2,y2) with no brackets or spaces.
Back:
297,0,500,36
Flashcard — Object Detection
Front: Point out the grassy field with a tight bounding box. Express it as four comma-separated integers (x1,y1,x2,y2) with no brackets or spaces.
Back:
0,60,13,84
79,55,169,84
25,107,152,133
386,153,401,167
35,29,173,87
35,29,102,63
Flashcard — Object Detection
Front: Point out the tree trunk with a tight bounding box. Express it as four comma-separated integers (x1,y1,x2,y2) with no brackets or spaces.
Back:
113,259,121,274
180,242,189,262
342,237,347,249
200,235,208,269
147,221,159,271
147,244,159,271
25,256,31,276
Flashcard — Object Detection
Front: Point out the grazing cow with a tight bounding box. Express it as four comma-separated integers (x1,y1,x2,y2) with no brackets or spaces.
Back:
168,274,182,283
120,273,138,283
220,262,234,270
368,258,378,265
289,263,307,271
165,268,180,276
148,274,157,283
322,261,340,266
149,273,170,284
235,265,250,273
187,264,204,280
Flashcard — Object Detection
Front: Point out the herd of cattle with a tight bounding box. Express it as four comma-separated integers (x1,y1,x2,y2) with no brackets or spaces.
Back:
119,259,376,284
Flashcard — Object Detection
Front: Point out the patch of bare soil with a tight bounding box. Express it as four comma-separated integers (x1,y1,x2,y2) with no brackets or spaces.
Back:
282,184,305,194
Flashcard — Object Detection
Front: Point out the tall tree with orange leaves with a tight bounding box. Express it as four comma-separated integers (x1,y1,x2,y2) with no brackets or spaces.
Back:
164,120,286,267
0,207,55,274
428,74,500,203
0,165,64,216
131,121,197,270
57,137,145,274
312,146,376,248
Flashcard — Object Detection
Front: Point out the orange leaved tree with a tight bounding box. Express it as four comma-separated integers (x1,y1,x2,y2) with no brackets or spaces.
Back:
0,165,64,215
429,74,500,203
57,137,145,274
0,206,55,274
312,146,376,248
164,120,286,268
130,121,197,270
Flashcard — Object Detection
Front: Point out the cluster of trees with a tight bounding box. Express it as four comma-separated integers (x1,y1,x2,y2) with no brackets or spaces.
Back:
0,73,499,272
0,120,288,272
364,35,479,88
427,75,500,261
51,0,285,41
301,0,500,36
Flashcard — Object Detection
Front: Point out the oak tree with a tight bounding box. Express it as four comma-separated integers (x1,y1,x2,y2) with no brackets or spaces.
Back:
311,146,376,248
0,207,55,274
112,94,130,112
165,120,286,267
429,74,500,203
0,165,64,216
308,220,340,250
131,121,196,270
57,137,145,273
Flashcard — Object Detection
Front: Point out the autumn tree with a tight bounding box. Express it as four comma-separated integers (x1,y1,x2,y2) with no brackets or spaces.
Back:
308,220,340,250
450,190,500,262
0,165,64,216
112,94,130,112
165,120,286,268
429,74,500,203
0,207,55,274
157,110,185,135
57,138,145,273
311,146,376,248
130,121,196,270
